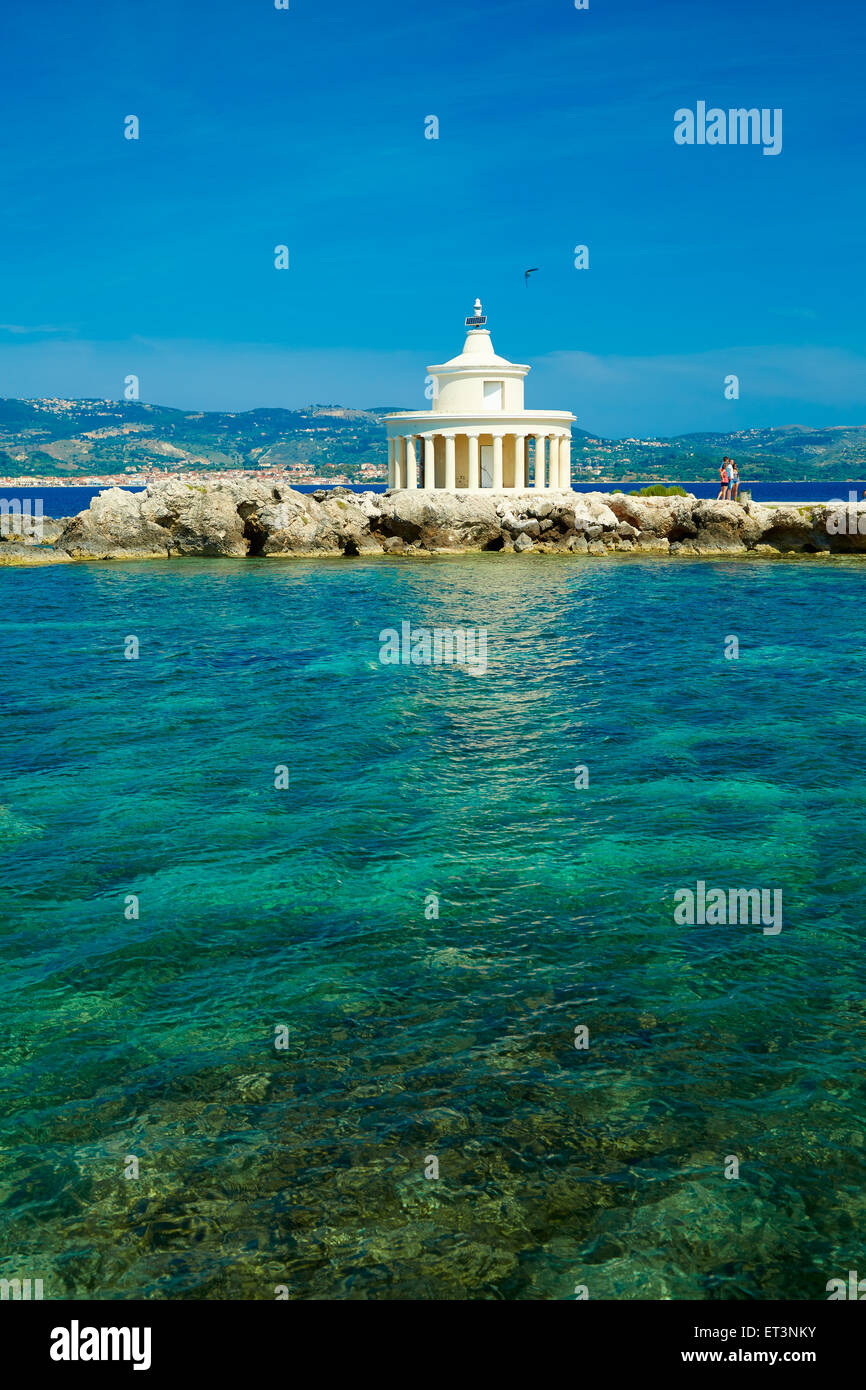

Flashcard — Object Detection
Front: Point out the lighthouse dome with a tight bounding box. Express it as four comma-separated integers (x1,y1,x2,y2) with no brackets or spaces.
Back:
427,299,530,414
438,329,514,370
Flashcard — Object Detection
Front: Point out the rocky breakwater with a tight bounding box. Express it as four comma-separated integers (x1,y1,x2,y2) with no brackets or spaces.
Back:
2,479,866,563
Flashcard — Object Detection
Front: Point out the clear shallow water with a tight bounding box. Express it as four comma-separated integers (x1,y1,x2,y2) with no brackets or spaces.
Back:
1,553,865,1301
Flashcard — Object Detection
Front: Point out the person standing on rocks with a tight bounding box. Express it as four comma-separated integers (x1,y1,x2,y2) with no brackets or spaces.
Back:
717,458,730,500
730,460,740,501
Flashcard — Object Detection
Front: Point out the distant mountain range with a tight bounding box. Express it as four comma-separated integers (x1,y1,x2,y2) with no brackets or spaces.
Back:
1,398,865,483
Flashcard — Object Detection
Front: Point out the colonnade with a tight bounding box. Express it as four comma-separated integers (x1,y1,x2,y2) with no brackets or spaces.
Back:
387,430,572,491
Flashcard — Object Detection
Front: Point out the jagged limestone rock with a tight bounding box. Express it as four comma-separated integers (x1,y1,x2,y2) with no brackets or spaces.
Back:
0,481,859,564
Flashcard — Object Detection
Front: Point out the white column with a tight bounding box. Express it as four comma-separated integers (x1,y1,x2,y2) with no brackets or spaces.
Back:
394,436,404,488
387,438,396,489
492,435,503,490
548,435,560,489
423,435,435,489
560,434,571,491
405,435,417,489
534,434,546,488
513,435,525,491
445,435,456,490
468,434,480,489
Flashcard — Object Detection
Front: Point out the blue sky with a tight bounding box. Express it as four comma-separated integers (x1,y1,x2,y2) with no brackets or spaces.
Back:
0,0,864,436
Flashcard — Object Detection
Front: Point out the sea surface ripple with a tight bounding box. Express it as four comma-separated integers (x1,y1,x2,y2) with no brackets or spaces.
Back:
1,553,864,1299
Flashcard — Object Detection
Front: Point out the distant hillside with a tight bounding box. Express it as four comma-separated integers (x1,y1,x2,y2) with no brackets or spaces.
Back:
0,399,391,482
575,424,866,483
1,398,864,483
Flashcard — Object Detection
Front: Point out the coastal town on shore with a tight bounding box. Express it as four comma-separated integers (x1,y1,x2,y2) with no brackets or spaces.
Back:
0,466,384,490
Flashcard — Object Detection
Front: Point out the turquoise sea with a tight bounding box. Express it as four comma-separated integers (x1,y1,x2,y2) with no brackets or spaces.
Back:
1,553,865,1301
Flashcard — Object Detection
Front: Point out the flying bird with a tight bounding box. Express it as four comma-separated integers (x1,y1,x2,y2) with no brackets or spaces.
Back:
525,268,539,286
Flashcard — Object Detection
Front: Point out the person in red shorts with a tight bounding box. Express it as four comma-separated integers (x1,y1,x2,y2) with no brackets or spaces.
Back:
717,458,730,500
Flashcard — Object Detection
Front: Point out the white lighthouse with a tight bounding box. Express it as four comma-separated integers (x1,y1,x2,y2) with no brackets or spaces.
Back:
384,300,575,491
